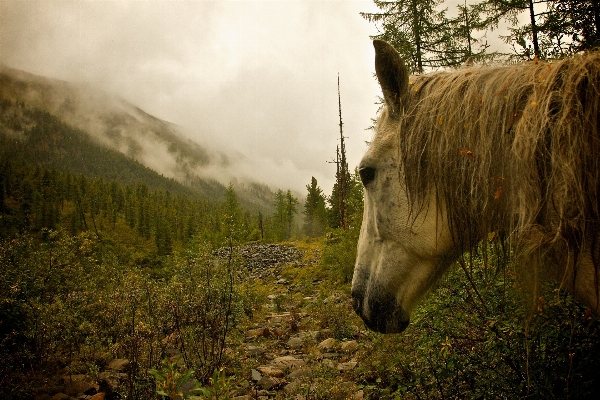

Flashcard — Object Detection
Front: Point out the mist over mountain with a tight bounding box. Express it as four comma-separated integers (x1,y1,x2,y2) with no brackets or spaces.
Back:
0,64,276,213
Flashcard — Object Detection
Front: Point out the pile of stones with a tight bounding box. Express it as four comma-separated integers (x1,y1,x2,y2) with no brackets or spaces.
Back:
213,243,304,279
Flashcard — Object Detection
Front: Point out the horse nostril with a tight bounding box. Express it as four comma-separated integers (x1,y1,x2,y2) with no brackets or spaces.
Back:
359,167,376,186
351,290,363,314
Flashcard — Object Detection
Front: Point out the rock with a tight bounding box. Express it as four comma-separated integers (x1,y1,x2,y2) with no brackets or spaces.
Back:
251,369,262,381
245,328,268,338
287,369,312,380
354,389,365,399
257,376,281,390
271,355,306,372
64,380,98,396
318,338,338,352
287,337,304,349
341,340,359,353
51,394,70,400
276,278,288,284
98,372,125,394
90,394,106,400
271,327,286,337
213,244,303,279
107,359,129,372
337,361,358,371
60,374,93,384
246,345,266,356
256,365,285,378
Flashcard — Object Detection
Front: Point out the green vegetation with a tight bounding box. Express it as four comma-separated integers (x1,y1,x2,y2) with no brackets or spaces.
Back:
362,0,600,69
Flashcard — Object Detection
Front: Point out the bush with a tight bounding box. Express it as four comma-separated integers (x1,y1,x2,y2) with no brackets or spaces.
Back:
0,231,253,398
321,228,359,284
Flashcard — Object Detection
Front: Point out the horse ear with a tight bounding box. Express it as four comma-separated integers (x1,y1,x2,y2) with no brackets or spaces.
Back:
374,40,409,117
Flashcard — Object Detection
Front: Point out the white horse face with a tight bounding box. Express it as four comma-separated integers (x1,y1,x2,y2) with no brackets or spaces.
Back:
351,41,455,333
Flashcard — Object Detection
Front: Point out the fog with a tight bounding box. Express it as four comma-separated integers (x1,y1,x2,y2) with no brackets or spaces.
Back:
0,0,385,194
0,0,516,194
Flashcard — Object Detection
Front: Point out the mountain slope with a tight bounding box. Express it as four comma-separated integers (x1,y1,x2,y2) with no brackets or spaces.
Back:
0,65,275,213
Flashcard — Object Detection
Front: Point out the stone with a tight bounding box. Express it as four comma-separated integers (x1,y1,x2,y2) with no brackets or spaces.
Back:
90,394,106,400
271,355,306,371
251,369,262,381
257,376,281,390
337,361,358,371
287,337,304,349
318,338,338,352
256,366,285,378
341,340,359,353
64,380,98,396
245,328,269,338
246,345,266,356
51,394,70,400
107,359,129,372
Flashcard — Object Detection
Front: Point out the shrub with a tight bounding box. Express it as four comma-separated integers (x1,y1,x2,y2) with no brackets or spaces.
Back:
321,228,359,284
0,231,253,398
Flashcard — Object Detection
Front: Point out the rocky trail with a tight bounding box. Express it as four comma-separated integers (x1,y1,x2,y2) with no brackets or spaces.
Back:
33,243,368,400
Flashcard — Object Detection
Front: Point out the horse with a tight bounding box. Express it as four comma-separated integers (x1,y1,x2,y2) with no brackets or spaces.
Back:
352,40,600,333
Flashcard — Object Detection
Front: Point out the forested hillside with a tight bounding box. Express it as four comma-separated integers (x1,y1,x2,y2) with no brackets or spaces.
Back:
0,65,275,214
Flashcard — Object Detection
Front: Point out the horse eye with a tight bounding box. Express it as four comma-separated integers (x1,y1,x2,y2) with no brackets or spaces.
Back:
359,167,376,186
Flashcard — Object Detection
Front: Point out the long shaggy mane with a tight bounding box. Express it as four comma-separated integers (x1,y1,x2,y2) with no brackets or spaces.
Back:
397,52,600,296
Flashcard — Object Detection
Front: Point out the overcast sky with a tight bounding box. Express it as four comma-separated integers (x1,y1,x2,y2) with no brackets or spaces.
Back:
0,0,513,194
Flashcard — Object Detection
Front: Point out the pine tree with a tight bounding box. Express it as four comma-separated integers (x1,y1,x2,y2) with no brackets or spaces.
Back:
328,76,352,231
272,189,298,241
303,177,327,237
222,183,245,242
361,0,454,73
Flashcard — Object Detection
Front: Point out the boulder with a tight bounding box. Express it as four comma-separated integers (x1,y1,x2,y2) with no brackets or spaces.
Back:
318,338,338,352
256,366,285,378
341,340,359,353
271,355,306,372
107,359,129,372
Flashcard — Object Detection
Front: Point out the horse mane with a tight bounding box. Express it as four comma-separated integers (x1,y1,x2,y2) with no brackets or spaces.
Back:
397,52,600,294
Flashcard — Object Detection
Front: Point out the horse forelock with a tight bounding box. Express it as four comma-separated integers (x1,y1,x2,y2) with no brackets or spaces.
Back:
385,52,600,296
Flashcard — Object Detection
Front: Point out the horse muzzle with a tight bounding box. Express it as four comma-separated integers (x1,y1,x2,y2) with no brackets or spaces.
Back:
351,284,410,334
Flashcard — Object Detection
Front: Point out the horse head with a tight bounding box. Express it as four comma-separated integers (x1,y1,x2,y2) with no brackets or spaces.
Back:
351,40,457,333
353,40,600,332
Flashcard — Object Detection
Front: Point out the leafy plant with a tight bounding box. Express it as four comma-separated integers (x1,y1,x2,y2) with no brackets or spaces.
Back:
149,356,198,399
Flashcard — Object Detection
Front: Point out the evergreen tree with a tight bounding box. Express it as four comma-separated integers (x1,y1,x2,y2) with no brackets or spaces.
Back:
303,177,327,237
272,189,298,241
222,183,246,242
479,0,599,59
361,0,454,73
542,0,600,55
449,0,495,64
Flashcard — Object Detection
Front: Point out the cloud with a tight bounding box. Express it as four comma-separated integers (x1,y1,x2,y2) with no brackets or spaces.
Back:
0,0,380,194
